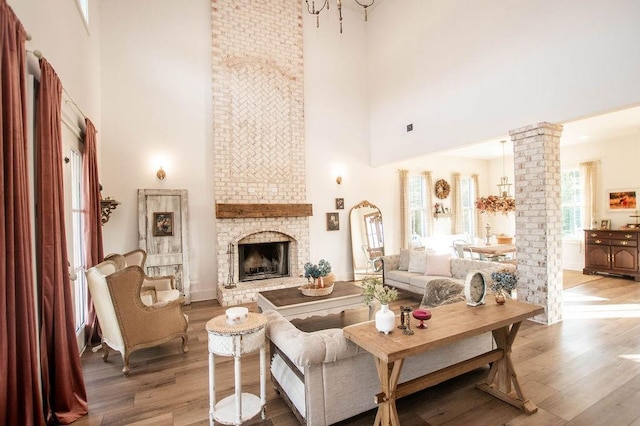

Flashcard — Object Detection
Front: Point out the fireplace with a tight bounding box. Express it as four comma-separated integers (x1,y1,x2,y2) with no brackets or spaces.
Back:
238,241,289,282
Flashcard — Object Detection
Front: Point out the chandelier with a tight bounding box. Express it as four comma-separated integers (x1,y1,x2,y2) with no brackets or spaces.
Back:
497,140,512,197
476,140,516,215
305,0,375,34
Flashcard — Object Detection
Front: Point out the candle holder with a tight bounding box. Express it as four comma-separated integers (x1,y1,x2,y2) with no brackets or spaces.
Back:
412,309,432,329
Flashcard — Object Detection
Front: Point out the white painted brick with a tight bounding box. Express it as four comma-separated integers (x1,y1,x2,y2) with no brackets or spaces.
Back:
512,122,563,324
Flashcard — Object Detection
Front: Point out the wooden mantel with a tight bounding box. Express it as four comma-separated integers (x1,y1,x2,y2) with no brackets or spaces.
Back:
215,203,313,219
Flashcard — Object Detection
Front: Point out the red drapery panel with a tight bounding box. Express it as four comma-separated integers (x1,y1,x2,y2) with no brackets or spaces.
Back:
36,58,88,424
82,118,103,343
0,1,46,424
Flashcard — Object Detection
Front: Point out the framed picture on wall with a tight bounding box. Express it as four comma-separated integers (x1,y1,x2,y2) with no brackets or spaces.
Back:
607,189,638,212
326,212,340,231
153,212,174,236
335,198,344,210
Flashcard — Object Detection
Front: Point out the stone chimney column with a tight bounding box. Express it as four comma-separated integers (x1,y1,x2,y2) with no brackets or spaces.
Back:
510,122,564,324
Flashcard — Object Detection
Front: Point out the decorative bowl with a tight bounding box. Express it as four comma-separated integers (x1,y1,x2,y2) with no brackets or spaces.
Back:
225,306,249,326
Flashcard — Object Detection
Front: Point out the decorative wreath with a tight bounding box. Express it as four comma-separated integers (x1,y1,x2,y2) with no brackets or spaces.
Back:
435,179,451,199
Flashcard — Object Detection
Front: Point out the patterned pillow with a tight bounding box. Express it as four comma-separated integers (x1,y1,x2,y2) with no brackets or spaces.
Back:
399,249,411,271
408,250,428,274
424,253,452,277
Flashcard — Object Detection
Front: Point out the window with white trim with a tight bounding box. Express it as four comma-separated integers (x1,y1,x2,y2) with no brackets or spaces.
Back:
460,177,476,238
408,176,427,241
561,168,583,237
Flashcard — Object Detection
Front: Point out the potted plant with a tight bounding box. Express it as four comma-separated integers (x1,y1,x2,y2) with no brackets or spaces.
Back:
490,268,518,304
362,277,399,334
303,259,332,289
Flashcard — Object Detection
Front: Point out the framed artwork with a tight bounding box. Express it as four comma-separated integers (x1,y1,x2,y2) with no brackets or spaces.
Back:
335,198,344,210
607,189,638,211
326,212,340,231
600,219,611,230
153,212,174,236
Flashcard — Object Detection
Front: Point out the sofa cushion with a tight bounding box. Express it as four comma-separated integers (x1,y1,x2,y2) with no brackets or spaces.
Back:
386,269,415,285
424,253,452,277
408,250,428,273
399,249,411,271
408,275,462,293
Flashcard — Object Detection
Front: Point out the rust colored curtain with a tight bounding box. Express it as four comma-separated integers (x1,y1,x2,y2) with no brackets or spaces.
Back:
82,118,103,343
0,2,45,424
36,58,88,424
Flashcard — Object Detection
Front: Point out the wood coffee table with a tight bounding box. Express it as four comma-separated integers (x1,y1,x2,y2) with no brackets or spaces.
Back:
256,282,366,320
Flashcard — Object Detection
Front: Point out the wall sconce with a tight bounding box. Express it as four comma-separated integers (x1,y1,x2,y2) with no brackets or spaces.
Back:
336,175,342,185
156,166,166,181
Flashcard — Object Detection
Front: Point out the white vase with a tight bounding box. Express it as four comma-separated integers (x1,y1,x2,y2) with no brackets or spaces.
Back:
375,304,395,334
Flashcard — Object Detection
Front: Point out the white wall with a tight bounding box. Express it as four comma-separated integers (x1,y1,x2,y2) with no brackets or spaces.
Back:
303,8,399,280
99,0,215,300
10,0,102,131
366,0,640,165
561,132,640,270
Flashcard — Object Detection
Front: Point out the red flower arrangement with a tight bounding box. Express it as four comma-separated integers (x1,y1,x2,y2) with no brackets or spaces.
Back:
476,195,516,215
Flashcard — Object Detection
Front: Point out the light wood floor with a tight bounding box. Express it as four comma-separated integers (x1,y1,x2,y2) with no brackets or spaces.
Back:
74,275,640,425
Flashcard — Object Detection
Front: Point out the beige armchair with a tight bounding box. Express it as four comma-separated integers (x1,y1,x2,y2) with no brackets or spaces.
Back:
86,260,189,375
105,249,180,306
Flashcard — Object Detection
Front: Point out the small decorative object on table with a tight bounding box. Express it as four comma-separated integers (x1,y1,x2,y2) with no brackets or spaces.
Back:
362,277,399,334
401,306,414,335
300,259,333,296
225,306,249,326
490,268,518,305
412,309,432,329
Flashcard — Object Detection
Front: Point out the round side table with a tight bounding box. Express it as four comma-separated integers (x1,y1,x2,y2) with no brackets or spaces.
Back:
206,312,267,425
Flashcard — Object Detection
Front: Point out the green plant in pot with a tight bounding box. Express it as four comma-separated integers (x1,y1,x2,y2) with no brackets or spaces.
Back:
303,259,332,288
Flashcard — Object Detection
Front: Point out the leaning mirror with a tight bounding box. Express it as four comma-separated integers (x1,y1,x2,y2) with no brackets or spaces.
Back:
349,200,384,280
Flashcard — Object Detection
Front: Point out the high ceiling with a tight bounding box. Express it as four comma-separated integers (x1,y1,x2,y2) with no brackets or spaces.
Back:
442,105,640,159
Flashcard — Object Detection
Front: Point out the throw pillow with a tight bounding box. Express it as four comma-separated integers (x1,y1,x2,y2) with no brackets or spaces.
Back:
424,253,452,277
399,249,411,271
408,250,428,274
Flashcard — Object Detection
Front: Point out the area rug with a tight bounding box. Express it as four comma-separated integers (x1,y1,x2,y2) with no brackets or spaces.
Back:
563,269,603,289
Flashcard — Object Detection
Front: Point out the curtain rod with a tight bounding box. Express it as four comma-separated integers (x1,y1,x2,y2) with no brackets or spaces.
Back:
25,41,90,123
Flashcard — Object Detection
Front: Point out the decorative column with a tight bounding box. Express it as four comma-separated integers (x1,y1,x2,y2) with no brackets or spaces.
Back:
509,122,563,324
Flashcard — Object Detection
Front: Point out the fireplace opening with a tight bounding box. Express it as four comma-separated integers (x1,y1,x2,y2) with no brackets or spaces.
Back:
239,241,290,282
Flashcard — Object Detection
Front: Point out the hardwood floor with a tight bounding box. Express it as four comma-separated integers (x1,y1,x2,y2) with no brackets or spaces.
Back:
74,275,640,425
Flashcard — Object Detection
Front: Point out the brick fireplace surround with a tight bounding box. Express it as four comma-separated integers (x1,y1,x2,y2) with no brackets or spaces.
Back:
211,0,309,306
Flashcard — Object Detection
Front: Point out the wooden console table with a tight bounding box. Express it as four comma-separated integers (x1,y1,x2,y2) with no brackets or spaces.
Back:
343,300,544,425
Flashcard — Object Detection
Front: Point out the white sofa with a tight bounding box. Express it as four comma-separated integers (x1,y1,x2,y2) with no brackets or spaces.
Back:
381,251,515,295
264,309,493,425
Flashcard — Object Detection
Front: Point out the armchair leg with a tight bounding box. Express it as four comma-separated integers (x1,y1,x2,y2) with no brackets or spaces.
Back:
102,342,110,362
122,353,131,376
181,334,189,353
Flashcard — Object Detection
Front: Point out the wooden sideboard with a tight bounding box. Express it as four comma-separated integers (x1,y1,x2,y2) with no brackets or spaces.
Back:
583,229,640,281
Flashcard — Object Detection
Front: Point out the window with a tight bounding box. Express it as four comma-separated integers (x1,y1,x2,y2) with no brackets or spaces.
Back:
69,149,87,335
62,117,87,349
561,168,582,236
75,0,89,28
408,176,426,241
460,177,476,238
